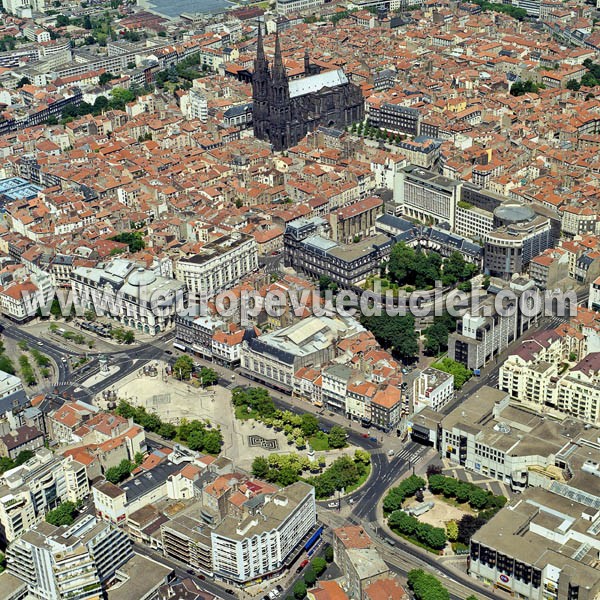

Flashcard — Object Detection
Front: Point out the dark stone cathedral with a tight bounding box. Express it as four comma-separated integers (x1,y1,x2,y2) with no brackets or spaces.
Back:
252,27,364,151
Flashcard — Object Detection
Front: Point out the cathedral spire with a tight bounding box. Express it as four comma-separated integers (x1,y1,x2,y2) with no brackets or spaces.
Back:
273,29,286,81
304,49,310,75
255,21,267,73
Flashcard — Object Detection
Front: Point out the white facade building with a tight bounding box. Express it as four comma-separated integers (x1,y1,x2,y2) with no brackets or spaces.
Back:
0,449,89,545
0,371,24,400
175,233,258,301
71,258,186,335
211,482,316,583
7,514,133,600
413,367,454,413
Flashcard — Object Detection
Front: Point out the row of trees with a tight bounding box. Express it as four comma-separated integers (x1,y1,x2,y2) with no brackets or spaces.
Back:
431,357,473,389
383,474,426,513
232,387,348,449
350,121,406,145
115,400,223,454
428,474,507,512
386,244,477,291
291,554,330,599
18,355,37,386
388,510,447,550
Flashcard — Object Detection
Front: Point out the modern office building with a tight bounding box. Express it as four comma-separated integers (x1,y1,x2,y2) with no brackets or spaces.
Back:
393,165,462,228
275,0,325,14
448,277,541,370
7,514,133,600
469,486,600,600
484,205,553,278
175,233,258,300
71,258,186,335
0,449,89,546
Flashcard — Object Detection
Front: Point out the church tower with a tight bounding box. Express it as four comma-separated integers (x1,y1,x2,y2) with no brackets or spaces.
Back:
268,30,293,152
252,23,270,143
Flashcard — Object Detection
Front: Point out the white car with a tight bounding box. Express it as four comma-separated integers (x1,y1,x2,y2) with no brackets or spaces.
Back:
37,341,43,346
327,501,339,508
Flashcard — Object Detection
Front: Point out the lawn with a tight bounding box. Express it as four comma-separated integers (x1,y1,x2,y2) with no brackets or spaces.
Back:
309,432,330,451
234,405,258,421
345,463,371,493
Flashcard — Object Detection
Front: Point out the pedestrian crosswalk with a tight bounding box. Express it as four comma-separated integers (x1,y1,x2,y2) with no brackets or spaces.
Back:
393,446,427,465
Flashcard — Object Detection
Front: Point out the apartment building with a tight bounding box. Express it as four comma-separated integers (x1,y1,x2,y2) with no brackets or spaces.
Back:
469,486,600,600
413,367,454,413
162,479,317,585
555,353,600,425
0,449,89,546
332,526,390,600
175,233,258,300
590,276,600,311
0,371,23,400
7,514,133,600
394,165,461,228
211,482,316,584
71,258,186,335
0,425,44,460
560,205,598,238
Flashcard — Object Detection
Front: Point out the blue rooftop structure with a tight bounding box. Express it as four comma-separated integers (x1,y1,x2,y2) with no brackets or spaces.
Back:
0,177,43,203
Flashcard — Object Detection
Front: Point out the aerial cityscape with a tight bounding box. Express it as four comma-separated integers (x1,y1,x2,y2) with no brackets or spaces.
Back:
0,0,598,598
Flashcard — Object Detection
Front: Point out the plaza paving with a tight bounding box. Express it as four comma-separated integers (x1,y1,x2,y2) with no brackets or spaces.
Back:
112,366,357,471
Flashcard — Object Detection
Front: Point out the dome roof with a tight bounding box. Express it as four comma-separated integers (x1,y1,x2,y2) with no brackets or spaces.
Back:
128,267,156,287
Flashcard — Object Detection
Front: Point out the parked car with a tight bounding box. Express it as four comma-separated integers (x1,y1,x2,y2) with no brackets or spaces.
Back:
369,437,377,443
327,501,339,508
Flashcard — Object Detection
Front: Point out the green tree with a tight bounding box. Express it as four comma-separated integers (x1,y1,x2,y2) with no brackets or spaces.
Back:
431,357,472,389
173,355,194,380
293,581,307,599
0,355,15,375
446,520,459,542
303,565,317,587
566,79,580,91
300,413,319,437
202,430,222,454
46,501,77,526
324,545,334,562
328,425,347,449
198,367,218,387
252,456,270,479
312,556,327,576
